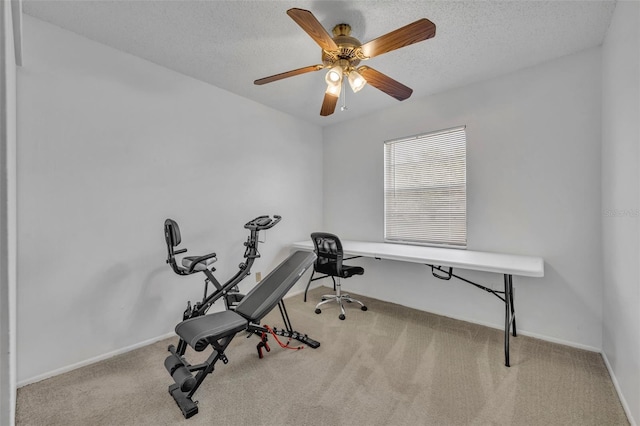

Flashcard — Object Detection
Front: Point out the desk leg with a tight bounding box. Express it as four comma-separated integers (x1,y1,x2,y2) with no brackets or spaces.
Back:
503,274,516,367
430,265,518,367
509,275,516,337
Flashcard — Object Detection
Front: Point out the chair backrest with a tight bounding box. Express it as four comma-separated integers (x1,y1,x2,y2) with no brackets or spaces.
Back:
310,232,344,277
164,219,185,275
165,219,181,247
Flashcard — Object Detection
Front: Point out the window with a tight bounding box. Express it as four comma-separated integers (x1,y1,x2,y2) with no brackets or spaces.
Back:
384,126,467,248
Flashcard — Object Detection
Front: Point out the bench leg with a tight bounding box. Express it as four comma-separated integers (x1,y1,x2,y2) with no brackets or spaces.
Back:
168,383,199,418
167,335,235,418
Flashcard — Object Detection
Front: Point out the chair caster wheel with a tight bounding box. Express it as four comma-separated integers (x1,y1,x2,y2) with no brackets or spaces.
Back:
361,306,368,311
339,314,345,320
315,308,321,314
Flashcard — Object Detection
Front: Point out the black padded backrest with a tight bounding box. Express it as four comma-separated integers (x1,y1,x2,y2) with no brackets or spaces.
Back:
310,232,343,276
164,219,181,247
164,219,186,275
235,250,316,323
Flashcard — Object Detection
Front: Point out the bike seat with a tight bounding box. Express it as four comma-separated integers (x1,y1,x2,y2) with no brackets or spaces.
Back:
182,255,217,272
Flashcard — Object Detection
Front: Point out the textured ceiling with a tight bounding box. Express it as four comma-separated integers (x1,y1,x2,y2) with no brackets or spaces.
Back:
23,0,616,127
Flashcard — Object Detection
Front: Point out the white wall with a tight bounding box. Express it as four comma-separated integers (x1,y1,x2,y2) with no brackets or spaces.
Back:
17,15,323,384
15,7,638,423
322,47,603,350
1,1,19,424
602,1,640,423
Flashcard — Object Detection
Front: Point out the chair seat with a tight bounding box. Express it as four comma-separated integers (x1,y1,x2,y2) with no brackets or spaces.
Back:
342,264,364,278
316,263,363,279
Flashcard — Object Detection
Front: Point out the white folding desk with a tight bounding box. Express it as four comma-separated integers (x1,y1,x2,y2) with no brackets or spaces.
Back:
291,240,544,366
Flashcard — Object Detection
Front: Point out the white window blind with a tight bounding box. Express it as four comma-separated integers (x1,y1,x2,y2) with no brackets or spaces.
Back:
384,126,467,248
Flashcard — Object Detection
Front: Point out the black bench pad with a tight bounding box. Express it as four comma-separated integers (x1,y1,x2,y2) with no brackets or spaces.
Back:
176,310,247,350
234,250,315,322
174,250,316,351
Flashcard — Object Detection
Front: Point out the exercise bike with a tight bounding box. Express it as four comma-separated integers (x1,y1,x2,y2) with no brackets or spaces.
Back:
164,215,319,357
163,215,320,417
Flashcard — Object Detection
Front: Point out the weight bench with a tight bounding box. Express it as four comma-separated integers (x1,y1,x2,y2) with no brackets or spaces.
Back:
165,250,318,418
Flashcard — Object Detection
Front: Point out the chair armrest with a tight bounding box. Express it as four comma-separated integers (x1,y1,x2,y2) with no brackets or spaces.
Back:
343,255,362,261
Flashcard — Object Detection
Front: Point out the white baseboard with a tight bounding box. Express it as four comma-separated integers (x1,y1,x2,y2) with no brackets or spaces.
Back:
18,332,176,387
328,284,603,353
17,290,309,388
505,327,601,353
418,309,602,352
602,352,637,426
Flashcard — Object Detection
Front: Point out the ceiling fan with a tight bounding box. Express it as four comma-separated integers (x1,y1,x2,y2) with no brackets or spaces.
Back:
254,8,436,117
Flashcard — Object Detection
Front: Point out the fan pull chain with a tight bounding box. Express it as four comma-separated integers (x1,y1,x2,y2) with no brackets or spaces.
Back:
341,78,348,111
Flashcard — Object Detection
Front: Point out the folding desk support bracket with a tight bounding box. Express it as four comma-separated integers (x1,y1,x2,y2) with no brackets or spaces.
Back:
429,265,516,367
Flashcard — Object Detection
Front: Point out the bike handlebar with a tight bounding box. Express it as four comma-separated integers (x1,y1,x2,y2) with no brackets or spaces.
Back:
244,215,282,231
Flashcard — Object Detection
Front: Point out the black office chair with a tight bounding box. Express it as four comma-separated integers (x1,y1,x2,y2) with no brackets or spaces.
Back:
303,232,367,320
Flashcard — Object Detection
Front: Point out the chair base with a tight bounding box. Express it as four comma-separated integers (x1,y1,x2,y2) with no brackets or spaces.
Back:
315,293,367,320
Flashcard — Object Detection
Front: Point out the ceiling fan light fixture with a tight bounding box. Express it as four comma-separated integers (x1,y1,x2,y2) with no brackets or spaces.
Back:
325,65,343,85
325,80,342,97
348,70,366,93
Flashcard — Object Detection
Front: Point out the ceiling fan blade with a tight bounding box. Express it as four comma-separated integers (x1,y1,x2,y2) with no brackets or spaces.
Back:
320,93,339,116
360,18,436,59
254,64,324,85
358,66,413,101
287,8,338,52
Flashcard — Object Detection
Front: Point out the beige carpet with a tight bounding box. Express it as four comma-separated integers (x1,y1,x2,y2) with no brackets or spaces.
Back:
17,287,629,425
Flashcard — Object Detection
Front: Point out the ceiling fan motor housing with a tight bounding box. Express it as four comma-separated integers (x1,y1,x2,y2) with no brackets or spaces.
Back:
322,23,363,71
